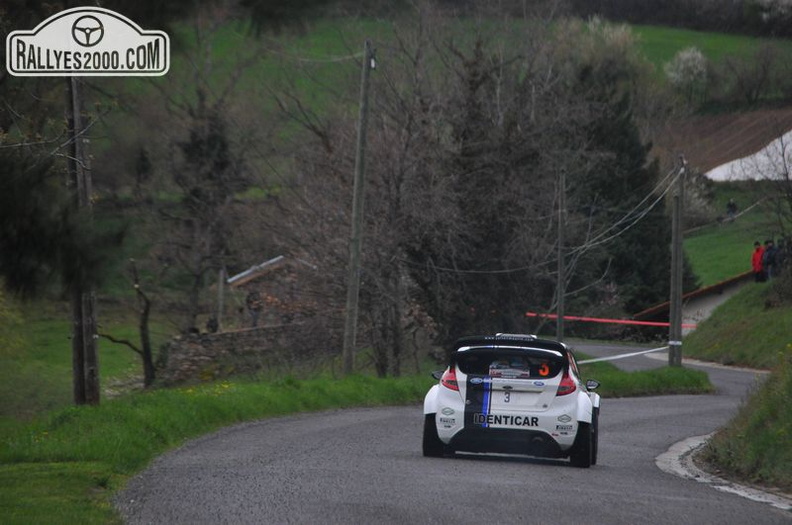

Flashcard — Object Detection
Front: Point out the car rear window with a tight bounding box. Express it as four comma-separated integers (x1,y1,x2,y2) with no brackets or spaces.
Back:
455,347,565,379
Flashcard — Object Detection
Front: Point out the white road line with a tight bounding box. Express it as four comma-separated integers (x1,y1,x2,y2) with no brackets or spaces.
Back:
656,434,792,512
584,346,785,509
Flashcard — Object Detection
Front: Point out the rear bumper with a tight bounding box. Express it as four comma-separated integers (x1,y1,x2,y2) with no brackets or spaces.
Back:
449,427,567,458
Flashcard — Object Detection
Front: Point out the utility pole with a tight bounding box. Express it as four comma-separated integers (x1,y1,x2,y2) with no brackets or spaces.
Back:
668,156,686,367
342,40,375,375
67,77,100,404
556,169,566,341
216,266,225,332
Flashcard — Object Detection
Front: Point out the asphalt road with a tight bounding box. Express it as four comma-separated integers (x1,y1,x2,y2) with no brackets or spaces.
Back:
116,343,791,524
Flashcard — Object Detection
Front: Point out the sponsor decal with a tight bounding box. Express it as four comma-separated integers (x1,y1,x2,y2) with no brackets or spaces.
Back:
473,413,539,427
556,424,574,431
441,407,455,416
465,376,491,426
557,414,572,423
6,7,169,76
489,369,531,379
439,417,455,427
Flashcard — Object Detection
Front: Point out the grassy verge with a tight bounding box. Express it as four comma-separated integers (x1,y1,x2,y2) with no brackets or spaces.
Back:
0,374,434,525
701,349,792,493
580,359,714,397
683,281,790,369
680,272,792,493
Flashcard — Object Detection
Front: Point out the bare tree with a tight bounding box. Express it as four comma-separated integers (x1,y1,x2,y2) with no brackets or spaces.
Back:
720,44,778,105
99,260,156,387
115,3,278,334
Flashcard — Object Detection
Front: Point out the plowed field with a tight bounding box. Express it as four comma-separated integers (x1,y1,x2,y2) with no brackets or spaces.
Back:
653,107,792,174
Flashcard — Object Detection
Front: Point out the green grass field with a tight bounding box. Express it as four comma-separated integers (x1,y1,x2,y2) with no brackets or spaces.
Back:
632,24,792,67
684,218,771,286
0,300,171,425
684,182,783,285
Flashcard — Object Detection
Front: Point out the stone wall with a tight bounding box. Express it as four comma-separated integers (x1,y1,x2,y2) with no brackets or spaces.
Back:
159,322,335,385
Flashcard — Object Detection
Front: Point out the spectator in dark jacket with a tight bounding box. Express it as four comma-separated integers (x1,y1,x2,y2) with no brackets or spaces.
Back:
726,199,738,220
763,239,779,279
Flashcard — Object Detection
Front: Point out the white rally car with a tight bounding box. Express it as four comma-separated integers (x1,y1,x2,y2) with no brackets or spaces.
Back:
423,333,601,467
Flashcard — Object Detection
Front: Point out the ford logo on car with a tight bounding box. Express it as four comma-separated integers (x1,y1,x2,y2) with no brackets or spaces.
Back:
534,381,545,387
470,377,484,385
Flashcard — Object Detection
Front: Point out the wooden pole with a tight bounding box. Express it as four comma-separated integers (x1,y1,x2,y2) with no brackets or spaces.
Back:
68,76,100,404
556,169,566,341
342,40,374,375
668,156,686,367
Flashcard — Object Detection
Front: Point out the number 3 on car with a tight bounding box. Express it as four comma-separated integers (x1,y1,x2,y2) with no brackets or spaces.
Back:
423,333,601,468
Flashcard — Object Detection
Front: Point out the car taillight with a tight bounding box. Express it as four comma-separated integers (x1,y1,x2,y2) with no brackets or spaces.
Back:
441,368,459,391
556,369,577,396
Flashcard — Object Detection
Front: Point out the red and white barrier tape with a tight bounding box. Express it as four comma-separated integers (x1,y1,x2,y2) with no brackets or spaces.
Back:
525,311,696,329
577,346,669,364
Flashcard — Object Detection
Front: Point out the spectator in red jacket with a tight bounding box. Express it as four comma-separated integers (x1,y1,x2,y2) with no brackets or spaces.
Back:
752,241,766,282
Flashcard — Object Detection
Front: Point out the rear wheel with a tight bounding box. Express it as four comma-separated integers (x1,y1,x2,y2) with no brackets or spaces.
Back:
423,414,445,457
570,422,592,468
591,408,599,466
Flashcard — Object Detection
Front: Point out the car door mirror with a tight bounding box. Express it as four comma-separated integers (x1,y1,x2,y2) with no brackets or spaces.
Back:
585,379,600,391
431,370,444,380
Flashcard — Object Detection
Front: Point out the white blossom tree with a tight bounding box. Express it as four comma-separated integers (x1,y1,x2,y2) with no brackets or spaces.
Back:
664,46,708,106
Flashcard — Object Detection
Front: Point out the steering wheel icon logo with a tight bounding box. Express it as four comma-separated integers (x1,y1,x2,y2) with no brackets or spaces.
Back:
71,15,104,47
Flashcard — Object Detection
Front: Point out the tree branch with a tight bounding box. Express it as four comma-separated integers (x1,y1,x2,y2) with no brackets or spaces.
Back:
98,332,142,356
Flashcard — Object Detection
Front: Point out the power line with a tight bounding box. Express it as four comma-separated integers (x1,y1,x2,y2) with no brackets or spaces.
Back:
395,163,682,276
567,163,679,256
266,48,365,63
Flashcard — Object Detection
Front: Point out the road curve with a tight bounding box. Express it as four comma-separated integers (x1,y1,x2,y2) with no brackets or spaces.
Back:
116,344,790,524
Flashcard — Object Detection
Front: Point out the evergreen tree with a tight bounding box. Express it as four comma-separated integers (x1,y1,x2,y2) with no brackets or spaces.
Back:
570,62,699,316
0,150,122,296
